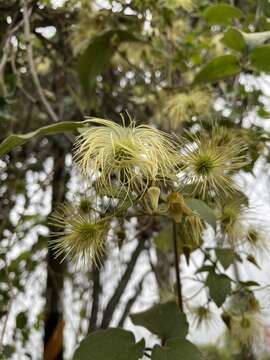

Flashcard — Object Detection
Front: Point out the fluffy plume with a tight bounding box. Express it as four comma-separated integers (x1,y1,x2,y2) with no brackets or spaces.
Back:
245,225,270,258
229,313,264,347
74,118,180,197
49,204,109,267
218,194,249,242
184,213,204,245
190,306,216,329
164,90,212,129
179,129,247,199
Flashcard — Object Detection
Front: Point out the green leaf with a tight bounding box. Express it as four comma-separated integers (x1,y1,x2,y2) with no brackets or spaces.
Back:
239,280,260,287
0,121,88,157
154,225,201,256
185,198,216,229
242,31,270,49
250,45,270,72
73,328,145,360
196,265,214,274
154,226,173,253
2,345,16,358
79,30,139,91
206,272,231,307
130,302,188,342
16,311,27,329
194,55,241,84
222,28,246,52
204,4,243,25
152,339,202,360
215,248,235,270
246,255,261,269
78,33,114,92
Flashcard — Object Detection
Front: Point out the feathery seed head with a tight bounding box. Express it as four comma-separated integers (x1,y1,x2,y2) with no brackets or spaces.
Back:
218,195,249,242
191,306,214,329
164,90,212,130
168,192,193,223
184,213,204,244
144,186,161,214
49,204,109,268
74,118,180,197
245,225,270,258
179,129,247,199
229,313,264,347
230,290,261,315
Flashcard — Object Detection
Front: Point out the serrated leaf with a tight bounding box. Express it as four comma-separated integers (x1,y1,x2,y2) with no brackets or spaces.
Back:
206,273,231,307
0,121,88,157
152,339,202,360
250,45,270,72
194,55,241,84
215,248,235,270
130,302,188,342
73,328,145,360
222,28,246,52
185,198,216,230
204,4,243,25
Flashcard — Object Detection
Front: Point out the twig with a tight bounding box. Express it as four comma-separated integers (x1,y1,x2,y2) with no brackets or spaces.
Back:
0,18,23,94
88,265,101,333
0,262,15,353
172,221,183,311
117,271,149,328
22,0,58,122
185,285,206,301
144,352,151,358
100,237,146,329
0,297,13,353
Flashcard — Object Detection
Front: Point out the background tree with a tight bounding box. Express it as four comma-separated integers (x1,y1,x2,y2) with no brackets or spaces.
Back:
1,0,270,359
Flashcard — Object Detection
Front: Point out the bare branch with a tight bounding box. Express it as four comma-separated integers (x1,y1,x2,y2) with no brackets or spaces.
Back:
88,265,102,333
117,272,149,328
22,0,59,122
100,237,146,329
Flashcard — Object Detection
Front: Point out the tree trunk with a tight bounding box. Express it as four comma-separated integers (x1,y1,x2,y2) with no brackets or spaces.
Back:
44,144,67,360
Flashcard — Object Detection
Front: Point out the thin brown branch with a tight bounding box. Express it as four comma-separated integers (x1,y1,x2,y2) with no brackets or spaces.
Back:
0,261,15,353
100,237,146,329
117,272,148,328
172,221,183,311
22,0,59,122
88,265,101,333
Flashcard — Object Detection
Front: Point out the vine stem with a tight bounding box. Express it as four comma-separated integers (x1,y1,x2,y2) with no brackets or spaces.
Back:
172,221,183,311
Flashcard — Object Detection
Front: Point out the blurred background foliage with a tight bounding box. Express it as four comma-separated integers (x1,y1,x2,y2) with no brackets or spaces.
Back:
2,0,270,359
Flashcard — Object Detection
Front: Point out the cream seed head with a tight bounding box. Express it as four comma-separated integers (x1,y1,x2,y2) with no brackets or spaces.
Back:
74,118,181,197
229,313,264,348
244,225,270,259
184,213,204,245
49,204,109,268
190,306,215,329
164,90,212,130
218,195,250,243
179,129,248,199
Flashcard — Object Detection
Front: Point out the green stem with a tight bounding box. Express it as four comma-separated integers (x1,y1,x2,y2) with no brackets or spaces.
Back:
172,221,183,311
